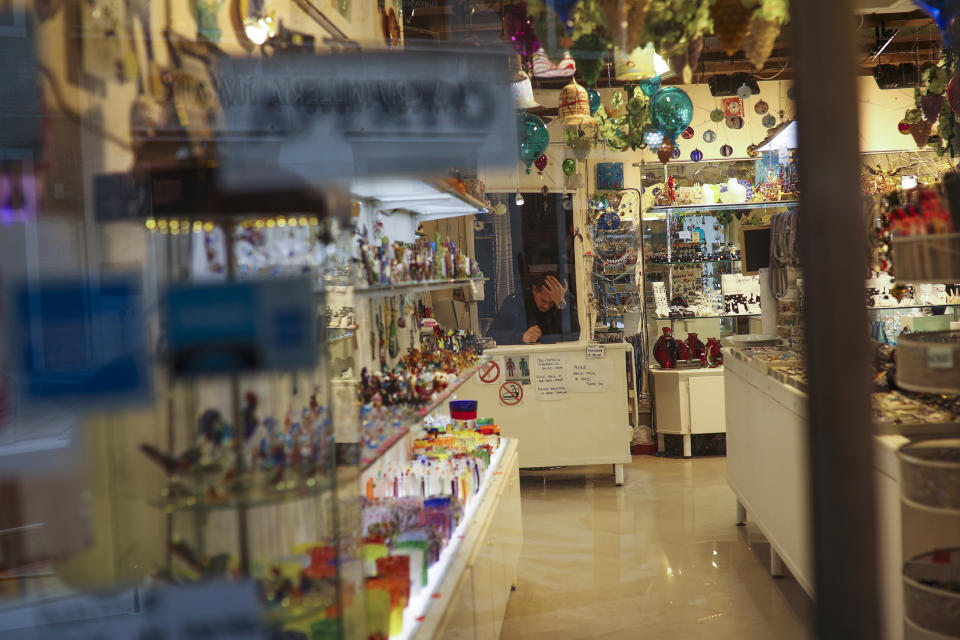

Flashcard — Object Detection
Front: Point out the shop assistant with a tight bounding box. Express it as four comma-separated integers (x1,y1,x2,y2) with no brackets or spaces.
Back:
486,274,579,345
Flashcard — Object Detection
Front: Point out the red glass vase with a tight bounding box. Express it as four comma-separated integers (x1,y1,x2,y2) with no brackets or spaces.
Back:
653,327,681,368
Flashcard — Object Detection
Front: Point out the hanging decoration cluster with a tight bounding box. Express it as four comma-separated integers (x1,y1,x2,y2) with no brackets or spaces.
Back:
905,49,960,156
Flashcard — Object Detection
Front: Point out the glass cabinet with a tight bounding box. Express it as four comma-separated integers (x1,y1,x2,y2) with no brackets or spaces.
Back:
642,201,799,359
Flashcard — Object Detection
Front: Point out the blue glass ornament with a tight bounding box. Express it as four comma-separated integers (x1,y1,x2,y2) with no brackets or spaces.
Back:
649,87,694,141
641,123,664,148
546,0,579,31
639,76,661,97
690,149,703,162
762,114,777,128
737,84,752,100
913,1,957,44
703,130,716,143
518,112,549,174
671,146,681,159
586,88,602,115
720,144,733,157
598,211,621,230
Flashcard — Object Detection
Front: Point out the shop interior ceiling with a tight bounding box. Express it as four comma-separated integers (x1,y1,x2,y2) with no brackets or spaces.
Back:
404,4,941,85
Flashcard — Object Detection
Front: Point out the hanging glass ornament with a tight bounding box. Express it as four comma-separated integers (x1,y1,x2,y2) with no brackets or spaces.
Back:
737,84,753,100
762,113,777,128
898,120,911,135
703,129,716,143
754,99,769,115
586,87,602,115
639,75,661,97
657,139,675,164
720,144,733,157
671,146,681,159
518,112,549,173
746,144,758,157
690,149,703,162
710,108,725,122
649,87,694,141
681,126,694,139
725,115,744,129
913,1,960,45
787,86,796,100
947,73,960,116
534,154,548,174
641,123,664,148
562,158,577,176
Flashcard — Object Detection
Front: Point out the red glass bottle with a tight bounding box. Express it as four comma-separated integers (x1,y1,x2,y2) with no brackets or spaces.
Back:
685,332,705,360
653,327,681,368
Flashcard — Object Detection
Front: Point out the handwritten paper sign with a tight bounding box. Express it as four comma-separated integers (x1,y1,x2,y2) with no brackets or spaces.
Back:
586,344,605,359
534,354,569,400
571,359,614,392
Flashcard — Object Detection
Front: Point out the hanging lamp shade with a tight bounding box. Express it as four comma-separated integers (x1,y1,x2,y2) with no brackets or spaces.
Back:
614,44,668,81
558,80,594,126
509,53,526,83
512,72,540,110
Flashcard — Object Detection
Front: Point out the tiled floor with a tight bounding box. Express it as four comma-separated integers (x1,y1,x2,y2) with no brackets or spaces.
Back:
501,455,814,640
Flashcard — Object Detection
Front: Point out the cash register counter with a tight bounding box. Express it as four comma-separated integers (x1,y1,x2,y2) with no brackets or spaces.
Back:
463,342,633,484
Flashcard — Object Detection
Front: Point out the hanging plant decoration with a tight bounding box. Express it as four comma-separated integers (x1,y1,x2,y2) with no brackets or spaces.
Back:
571,32,609,85
914,50,960,157
626,0,652,51
710,0,751,56
638,0,713,60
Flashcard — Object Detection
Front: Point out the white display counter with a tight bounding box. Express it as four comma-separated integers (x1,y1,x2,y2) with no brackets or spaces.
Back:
412,438,522,640
724,350,959,640
650,366,727,456
462,342,633,484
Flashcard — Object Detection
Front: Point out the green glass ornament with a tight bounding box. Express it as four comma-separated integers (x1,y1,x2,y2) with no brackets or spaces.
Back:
710,108,725,123
562,158,577,177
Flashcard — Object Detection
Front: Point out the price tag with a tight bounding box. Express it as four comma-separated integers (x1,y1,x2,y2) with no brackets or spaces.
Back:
678,231,692,240
586,344,605,359
928,345,954,369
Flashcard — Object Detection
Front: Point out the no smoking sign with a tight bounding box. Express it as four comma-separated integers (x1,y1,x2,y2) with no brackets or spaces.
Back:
479,360,500,383
499,381,523,406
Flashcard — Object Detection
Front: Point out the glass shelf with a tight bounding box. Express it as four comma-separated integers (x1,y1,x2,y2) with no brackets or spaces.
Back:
149,470,344,513
594,232,636,239
647,259,741,267
149,358,489,513
357,356,490,468
653,313,761,320
648,200,799,214
324,278,486,300
867,303,960,312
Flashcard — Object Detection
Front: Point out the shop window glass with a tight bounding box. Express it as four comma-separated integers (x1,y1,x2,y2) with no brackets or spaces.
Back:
474,192,580,345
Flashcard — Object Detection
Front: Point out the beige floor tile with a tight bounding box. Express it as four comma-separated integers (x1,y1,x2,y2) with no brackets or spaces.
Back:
501,456,814,639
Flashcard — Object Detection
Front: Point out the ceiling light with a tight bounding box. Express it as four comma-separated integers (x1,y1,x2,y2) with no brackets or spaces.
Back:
244,15,275,45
